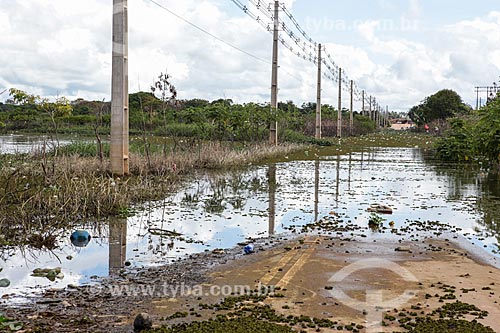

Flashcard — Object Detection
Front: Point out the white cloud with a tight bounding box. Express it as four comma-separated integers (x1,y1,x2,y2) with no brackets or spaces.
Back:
408,0,421,18
0,0,499,113
348,10,500,110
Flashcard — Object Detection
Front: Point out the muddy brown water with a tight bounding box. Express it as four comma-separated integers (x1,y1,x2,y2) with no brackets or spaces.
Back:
0,144,499,303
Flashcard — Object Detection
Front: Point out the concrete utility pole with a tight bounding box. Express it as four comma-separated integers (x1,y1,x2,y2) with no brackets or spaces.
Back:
378,105,381,128
337,68,342,138
315,44,322,139
349,80,353,136
269,0,279,146
111,0,129,175
369,96,372,121
362,90,365,116
386,105,389,127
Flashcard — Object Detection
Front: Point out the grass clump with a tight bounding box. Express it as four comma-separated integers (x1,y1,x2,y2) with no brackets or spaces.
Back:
146,316,295,333
409,318,495,333
0,142,303,248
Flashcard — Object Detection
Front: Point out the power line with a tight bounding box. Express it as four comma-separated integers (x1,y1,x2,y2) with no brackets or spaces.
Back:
149,0,309,83
147,0,270,65
228,0,380,108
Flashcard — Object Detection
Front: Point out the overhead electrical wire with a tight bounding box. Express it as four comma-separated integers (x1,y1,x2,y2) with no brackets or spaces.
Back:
148,0,270,64
147,0,303,82
144,0,386,112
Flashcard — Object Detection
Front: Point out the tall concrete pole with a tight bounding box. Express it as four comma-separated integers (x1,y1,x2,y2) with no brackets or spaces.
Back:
369,96,372,121
362,90,365,116
386,105,389,127
337,68,342,138
379,105,383,127
315,44,322,139
269,0,279,146
111,0,129,175
376,105,380,128
349,80,353,136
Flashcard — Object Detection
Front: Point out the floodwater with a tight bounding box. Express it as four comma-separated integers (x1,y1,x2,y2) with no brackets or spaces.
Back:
0,134,73,154
0,144,499,300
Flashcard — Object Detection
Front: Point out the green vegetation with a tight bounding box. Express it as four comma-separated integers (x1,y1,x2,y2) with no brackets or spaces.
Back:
435,92,500,164
408,89,471,127
1,88,377,147
148,317,295,333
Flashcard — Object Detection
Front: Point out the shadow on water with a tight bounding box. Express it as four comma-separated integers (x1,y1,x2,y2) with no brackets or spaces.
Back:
2,146,500,299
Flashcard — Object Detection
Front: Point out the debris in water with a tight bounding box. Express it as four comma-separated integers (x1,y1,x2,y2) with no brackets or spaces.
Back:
244,244,255,254
70,230,91,248
367,204,393,214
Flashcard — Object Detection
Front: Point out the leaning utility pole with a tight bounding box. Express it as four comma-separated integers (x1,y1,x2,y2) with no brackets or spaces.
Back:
269,0,279,146
111,0,129,176
315,44,322,139
349,80,353,136
337,68,342,138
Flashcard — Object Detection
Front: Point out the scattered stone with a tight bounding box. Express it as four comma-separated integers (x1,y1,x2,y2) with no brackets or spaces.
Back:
212,249,225,255
395,246,412,252
134,312,153,331
32,267,64,281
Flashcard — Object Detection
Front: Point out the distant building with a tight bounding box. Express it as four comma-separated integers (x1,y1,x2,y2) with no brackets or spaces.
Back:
390,118,415,131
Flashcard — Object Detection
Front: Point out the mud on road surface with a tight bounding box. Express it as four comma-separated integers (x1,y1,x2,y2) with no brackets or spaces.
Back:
3,218,500,333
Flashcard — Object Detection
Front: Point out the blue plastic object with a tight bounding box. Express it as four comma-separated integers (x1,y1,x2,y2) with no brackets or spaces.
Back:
70,230,92,247
244,244,255,254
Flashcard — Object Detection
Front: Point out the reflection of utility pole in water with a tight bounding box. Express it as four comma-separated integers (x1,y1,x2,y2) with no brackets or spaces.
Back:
335,155,341,207
109,218,127,275
348,153,352,191
360,151,365,177
314,159,320,222
268,164,277,236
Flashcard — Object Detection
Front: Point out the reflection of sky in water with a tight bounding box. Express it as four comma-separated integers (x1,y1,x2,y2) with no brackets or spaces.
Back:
1,147,499,299
0,135,73,154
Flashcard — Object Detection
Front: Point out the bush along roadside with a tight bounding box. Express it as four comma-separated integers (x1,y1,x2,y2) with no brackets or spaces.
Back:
435,93,500,167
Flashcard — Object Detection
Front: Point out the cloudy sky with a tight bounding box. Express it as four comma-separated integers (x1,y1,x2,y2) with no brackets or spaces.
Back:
0,0,499,111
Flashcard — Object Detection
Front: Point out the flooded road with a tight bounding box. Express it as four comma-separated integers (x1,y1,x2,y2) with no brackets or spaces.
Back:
0,146,499,299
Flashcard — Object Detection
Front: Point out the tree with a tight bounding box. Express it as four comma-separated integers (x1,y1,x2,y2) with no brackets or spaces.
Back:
8,89,73,151
151,72,178,156
476,92,500,163
409,89,470,126
39,96,73,148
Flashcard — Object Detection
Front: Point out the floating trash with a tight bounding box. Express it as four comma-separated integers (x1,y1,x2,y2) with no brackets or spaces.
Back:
244,244,255,254
70,230,91,247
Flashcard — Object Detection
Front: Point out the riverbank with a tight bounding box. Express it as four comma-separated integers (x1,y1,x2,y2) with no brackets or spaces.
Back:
1,218,499,332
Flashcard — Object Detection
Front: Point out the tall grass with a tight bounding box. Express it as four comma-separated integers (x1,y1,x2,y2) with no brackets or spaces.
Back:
0,142,303,248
